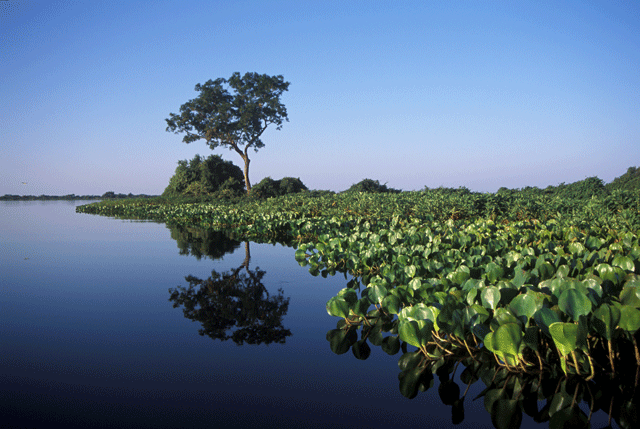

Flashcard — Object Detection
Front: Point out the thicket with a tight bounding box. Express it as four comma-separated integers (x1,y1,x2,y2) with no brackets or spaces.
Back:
343,178,401,194
250,176,308,199
607,166,640,191
162,154,245,199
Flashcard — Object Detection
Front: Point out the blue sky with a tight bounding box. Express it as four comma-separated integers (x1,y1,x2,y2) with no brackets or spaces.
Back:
1,0,638,195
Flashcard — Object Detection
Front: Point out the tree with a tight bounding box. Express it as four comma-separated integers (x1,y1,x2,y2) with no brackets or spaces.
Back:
165,72,290,193
162,154,245,198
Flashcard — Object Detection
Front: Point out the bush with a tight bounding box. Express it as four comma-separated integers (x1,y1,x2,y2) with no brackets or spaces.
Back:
163,154,245,198
344,179,400,193
250,177,308,199
607,166,640,191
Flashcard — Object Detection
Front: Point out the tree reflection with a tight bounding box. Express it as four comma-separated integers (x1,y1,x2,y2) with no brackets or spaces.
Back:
168,224,241,260
169,241,291,345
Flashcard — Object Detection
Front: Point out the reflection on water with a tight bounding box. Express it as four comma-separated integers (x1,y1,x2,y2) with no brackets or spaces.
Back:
167,225,291,345
169,224,242,260
169,239,292,345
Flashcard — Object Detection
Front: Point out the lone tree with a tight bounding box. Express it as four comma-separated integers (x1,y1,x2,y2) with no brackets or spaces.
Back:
166,72,290,192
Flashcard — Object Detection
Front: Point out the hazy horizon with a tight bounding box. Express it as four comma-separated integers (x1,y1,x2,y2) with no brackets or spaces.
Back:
2,1,638,195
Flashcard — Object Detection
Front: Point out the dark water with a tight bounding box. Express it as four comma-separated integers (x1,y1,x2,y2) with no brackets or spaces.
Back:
0,201,614,428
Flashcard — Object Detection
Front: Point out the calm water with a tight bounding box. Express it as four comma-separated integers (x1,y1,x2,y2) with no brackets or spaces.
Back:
0,202,613,428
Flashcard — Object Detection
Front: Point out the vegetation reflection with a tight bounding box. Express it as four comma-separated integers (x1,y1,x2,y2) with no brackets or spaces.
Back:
169,224,241,260
168,231,291,345
325,288,640,429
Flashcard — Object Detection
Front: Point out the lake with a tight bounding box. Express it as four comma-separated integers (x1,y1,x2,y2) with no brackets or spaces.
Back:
0,201,615,428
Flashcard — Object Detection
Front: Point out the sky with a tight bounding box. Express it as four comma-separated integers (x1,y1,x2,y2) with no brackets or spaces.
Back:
1,0,639,195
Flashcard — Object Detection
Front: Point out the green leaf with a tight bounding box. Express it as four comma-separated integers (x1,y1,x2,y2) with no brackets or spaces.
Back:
538,262,555,280
533,307,561,338
381,294,401,315
591,304,621,340
405,264,417,278
549,322,578,357
399,366,423,399
351,339,371,360
620,285,640,308
326,328,357,355
597,263,620,285
483,388,505,414
294,248,307,262
398,319,433,348
369,284,388,305
481,286,501,311
613,255,635,272
549,405,590,429
509,293,539,326
381,335,400,355
485,262,505,284
398,350,422,371
558,288,592,322
548,390,573,417
326,296,349,319
618,305,640,333
494,322,523,361
448,265,470,285
351,297,371,317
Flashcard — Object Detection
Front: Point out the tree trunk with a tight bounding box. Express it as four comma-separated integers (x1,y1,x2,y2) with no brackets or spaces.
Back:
242,156,251,193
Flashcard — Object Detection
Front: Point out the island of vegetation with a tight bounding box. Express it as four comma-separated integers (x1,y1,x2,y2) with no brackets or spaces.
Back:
74,72,640,428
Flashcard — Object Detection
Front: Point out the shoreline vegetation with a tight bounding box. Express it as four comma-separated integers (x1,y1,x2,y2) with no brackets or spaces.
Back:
74,168,640,427
0,192,158,201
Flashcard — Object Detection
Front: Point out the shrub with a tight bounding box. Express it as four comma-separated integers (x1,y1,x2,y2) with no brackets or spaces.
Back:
163,154,245,198
251,177,308,199
344,179,400,193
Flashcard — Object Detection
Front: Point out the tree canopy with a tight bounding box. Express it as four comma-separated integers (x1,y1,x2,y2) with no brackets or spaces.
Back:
162,154,245,198
166,72,290,192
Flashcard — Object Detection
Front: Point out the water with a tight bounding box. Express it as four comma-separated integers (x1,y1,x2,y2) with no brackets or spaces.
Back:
0,201,616,428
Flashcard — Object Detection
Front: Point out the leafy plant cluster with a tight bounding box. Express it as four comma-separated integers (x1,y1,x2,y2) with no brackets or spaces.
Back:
162,154,246,199
77,191,640,369
316,217,640,379
77,188,640,426
249,176,307,199
78,187,640,229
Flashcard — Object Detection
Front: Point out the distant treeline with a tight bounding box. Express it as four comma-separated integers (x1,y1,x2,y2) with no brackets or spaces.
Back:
4,166,639,202
0,191,158,201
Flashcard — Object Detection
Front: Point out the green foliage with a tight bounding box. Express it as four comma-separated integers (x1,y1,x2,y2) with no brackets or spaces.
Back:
607,166,640,191
344,178,400,193
553,176,607,199
78,185,640,381
162,154,245,199
250,177,307,199
77,175,640,427
166,72,290,192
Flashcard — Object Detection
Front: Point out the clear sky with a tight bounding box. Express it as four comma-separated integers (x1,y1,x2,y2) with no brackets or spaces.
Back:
1,0,638,195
